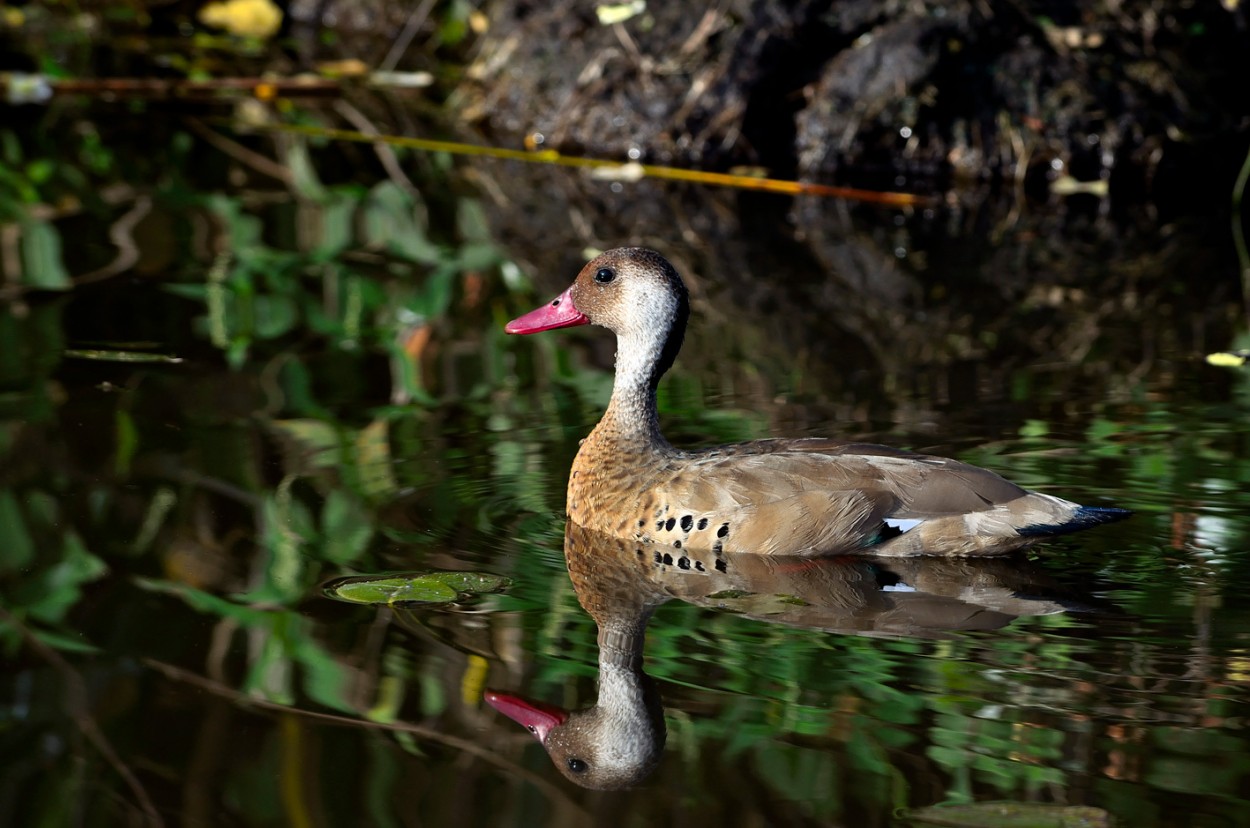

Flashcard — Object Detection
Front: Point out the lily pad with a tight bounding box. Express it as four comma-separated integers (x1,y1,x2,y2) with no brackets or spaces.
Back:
324,571,510,607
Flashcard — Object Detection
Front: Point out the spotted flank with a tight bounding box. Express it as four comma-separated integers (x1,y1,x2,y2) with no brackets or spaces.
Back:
645,507,735,563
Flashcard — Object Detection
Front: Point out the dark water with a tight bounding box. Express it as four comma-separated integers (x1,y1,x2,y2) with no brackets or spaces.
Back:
2,132,1249,827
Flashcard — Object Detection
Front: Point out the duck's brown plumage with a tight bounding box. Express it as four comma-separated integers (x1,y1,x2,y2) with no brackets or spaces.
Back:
506,248,1129,556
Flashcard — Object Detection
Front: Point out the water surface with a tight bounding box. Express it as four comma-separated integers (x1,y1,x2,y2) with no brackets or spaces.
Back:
1,133,1248,827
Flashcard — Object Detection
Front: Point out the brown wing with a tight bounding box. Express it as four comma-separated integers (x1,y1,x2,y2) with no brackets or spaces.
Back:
643,445,1031,555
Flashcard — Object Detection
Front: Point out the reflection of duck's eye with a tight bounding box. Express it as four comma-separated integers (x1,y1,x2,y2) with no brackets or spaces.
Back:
594,267,616,284
567,758,589,774
527,726,537,734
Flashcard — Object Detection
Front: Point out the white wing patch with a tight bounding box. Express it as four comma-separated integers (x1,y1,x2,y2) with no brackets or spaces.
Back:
884,517,923,533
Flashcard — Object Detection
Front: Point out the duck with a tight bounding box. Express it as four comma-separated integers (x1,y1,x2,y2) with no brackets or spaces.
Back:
486,520,1098,789
505,247,1130,556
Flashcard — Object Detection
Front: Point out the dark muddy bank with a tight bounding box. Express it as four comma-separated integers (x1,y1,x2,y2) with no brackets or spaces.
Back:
458,1,1250,204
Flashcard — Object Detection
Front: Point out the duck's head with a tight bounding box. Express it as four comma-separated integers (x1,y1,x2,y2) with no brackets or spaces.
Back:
505,248,690,386
485,674,666,790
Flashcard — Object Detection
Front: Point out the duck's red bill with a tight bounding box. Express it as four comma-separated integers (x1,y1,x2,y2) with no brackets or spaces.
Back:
505,287,588,334
485,690,569,742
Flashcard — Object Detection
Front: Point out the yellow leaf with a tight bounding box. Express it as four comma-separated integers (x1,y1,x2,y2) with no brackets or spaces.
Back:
199,0,283,39
596,0,646,25
1206,351,1249,367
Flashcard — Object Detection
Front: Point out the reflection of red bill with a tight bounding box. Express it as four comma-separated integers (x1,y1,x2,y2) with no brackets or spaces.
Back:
504,287,588,334
484,689,569,743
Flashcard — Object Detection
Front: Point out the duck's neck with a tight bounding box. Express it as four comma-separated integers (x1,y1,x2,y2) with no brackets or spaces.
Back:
600,332,666,447
593,617,665,756
598,615,650,672
596,314,686,450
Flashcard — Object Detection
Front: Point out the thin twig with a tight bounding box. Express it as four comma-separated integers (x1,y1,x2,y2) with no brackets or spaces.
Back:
0,607,164,827
333,100,421,198
186,117,295,186
50,76,343,99
380,0,438,72
679,9,724,57
254,122,934,206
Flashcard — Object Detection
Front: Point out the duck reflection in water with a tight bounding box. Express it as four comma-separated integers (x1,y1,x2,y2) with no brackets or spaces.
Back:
487,520,1091,790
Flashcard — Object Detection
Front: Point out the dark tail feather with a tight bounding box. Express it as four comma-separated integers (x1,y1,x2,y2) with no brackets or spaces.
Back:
1017,505,1133,538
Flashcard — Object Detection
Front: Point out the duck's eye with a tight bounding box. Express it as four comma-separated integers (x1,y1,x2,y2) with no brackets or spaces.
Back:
593,267,616,284
567,757,589,774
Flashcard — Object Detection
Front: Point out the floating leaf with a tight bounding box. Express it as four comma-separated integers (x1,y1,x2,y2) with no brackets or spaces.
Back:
424,571,510,594
332,577,456,604
325,571,510,606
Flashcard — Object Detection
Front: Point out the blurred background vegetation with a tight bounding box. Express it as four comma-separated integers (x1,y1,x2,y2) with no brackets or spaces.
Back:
1,0,1249,825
